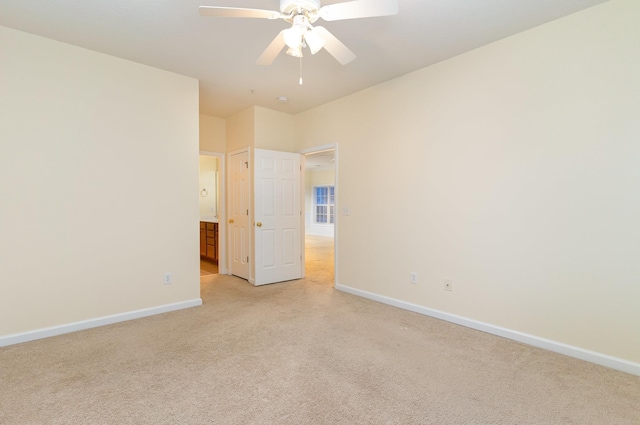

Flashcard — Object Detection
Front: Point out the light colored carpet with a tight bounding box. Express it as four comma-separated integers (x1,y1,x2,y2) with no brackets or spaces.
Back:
1,236,638,424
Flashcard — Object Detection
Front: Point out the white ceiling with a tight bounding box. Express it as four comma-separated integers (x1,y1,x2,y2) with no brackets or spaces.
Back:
0,0,607,118
305,149,335,170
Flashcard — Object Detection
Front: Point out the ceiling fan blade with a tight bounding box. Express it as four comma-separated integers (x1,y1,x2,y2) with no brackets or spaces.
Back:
199,6,281,19
319,0,398,21
256,30,287,65
312,26,356,65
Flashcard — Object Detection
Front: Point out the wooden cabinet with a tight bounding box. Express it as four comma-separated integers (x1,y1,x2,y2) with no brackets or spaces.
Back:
200,221,218,262
200,222,207,256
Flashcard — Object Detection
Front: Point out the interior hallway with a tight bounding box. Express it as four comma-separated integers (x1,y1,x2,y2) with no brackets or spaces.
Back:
303,235,335,285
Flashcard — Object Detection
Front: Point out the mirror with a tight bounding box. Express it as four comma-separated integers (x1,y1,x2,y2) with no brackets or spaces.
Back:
199,155,219,222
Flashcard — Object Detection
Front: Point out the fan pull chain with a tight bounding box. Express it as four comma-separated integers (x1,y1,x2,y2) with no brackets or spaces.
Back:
299,57,303,85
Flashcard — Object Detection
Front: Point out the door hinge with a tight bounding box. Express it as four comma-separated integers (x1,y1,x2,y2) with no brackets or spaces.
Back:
246,209,249,215
246,256,249,263
244,161,248,168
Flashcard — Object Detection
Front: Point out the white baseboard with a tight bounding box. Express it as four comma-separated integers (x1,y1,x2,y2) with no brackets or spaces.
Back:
0,298,202,348
335,283,640,377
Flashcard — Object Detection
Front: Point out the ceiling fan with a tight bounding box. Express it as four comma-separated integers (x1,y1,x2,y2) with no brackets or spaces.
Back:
199,0,398,66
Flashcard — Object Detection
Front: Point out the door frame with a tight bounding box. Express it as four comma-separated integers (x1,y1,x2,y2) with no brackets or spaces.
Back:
199,150,227,275
299,143,339,288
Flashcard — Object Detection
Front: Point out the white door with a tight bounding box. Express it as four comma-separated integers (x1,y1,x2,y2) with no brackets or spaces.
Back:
228,150,250,279
254,149,302,286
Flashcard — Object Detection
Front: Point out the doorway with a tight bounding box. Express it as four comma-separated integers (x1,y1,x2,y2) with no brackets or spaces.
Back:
301,145,337,287
199,151,226,277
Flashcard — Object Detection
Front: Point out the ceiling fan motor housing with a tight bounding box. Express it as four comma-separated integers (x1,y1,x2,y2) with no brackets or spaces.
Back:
280,0,321,15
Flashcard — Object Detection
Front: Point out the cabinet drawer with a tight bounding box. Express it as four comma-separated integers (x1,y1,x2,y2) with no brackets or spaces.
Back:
200,222,206,229
200,231,207,256
206,222,217,230
206,230,216,238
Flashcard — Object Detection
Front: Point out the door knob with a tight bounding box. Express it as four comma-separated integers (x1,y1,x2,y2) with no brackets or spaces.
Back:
228,219,234,224
256,222,262,227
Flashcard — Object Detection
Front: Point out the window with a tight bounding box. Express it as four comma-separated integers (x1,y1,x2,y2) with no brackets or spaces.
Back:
314,186,335,224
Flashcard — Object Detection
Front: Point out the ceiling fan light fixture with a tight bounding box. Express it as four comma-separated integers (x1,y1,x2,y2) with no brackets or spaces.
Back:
283,25,304,49
200,0,398,65
304,28,325,54
286,45,303,58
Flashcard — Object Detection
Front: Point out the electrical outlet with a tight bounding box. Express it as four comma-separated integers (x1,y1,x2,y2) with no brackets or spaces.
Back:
163,272,173,285
444,278,453,291
410,272,418,284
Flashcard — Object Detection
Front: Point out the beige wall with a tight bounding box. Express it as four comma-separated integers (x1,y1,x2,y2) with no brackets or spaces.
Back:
225,106,295,153
294,0,640,364
254,107,295,151
0,26,200,337
226,107,255,153
199,114,226,152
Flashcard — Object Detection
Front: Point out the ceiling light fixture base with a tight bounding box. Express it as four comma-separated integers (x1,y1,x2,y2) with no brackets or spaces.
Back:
280,0,321,15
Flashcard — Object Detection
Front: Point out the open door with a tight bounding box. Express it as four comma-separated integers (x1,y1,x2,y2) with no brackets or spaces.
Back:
228,150,250,280
253,148,303,286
